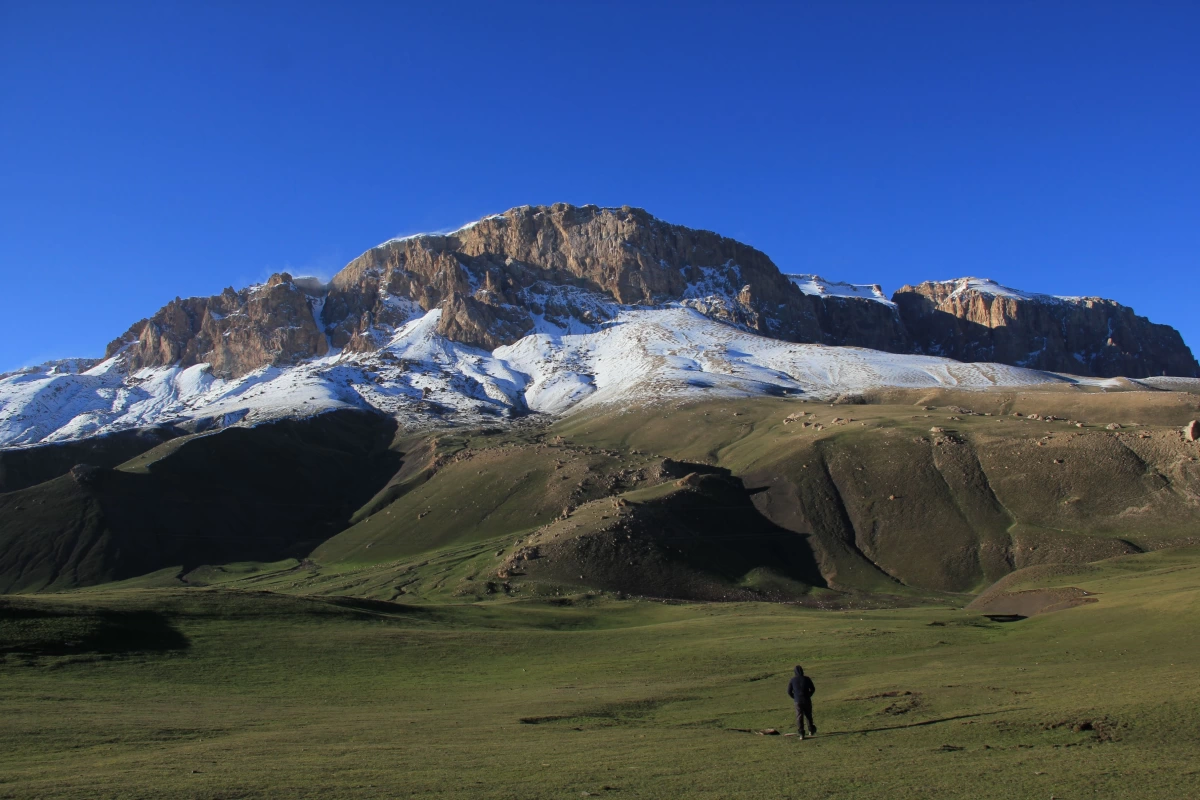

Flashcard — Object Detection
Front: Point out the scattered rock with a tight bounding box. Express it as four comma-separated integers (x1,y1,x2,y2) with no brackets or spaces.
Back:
1106,423,1121,430
870,691,923,715
1042,717,1122,742
69,463,101,486
929,426,945,433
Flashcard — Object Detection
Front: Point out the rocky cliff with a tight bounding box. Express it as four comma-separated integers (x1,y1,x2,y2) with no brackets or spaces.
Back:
322,204,910,353
106,273,328,378
893,278,1199,378
103,205,911,378
98,205,1195,380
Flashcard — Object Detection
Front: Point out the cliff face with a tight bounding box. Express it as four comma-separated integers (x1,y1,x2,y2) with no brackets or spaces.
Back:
893,279,1199,378
106,204,910,376
97,206,1195,381
322,203,910,352
106,273,328,378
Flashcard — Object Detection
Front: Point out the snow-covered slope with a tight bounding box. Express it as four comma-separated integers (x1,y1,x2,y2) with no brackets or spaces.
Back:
6,301,1178,448
786,274,894,305
933,277,1087,304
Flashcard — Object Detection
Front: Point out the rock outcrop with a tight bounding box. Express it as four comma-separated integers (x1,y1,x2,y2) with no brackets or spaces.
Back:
322,204,910,353
96,207,1195,381
106,273,329,378
893,278,1199,378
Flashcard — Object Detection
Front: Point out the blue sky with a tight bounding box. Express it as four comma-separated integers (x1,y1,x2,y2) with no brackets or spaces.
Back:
1,1,1197,371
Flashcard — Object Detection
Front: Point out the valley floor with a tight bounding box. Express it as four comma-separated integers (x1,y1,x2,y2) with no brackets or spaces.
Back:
3,546,1199,799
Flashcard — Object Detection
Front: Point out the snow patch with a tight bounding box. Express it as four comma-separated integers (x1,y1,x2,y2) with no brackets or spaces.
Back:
376,213,509,248
934,278,1090,304
787,274,895,306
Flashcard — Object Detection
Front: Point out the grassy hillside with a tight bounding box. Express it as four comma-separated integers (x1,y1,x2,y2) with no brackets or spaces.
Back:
2,545,1198,798
308,388,1200,599
0,425,186,494
3,388,1198,599
0,411,400,593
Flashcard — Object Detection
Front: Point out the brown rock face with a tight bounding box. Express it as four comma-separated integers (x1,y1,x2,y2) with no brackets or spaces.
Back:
893,280,1199,379
321,203,909,352
98,206,1195,382
105,273,329,378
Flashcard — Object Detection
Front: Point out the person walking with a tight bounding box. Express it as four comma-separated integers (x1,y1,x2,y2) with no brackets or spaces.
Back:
787,665,816,738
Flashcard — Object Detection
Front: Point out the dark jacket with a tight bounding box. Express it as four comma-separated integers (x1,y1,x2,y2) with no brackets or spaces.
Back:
787,666,816,706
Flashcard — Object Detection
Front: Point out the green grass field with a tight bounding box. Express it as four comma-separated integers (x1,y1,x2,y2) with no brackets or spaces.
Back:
3,545,1199,799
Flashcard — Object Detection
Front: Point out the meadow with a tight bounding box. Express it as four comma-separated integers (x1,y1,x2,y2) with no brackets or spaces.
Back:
3,545,1198,799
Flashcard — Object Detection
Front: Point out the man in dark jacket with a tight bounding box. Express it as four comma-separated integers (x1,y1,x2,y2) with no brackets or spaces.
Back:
787,665,816,738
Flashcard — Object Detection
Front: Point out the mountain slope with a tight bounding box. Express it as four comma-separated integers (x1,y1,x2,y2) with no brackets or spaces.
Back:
2,205,1198,448
5,304,1156,447
0,410,399,593
295,391,1200,601
4,389,1198,598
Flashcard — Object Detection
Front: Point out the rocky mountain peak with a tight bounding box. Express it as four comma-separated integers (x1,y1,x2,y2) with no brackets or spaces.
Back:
320,203,909,355
84,205,1195,382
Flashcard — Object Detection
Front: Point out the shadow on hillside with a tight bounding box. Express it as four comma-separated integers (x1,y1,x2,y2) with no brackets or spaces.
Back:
0,603,190,657
313,596,434,618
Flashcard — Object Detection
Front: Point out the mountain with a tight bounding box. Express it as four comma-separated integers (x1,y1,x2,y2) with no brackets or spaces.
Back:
103,203,913,380
894,278,1200,378
2,204,1197,447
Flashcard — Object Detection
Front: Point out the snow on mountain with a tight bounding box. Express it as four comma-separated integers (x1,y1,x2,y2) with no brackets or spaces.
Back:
935,277,1087,304
497,307,1077,415
786,274,895,305
5,301,1172,448
377,212,510,247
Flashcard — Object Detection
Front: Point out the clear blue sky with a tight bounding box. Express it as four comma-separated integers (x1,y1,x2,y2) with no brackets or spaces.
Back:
2,1,1197,371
